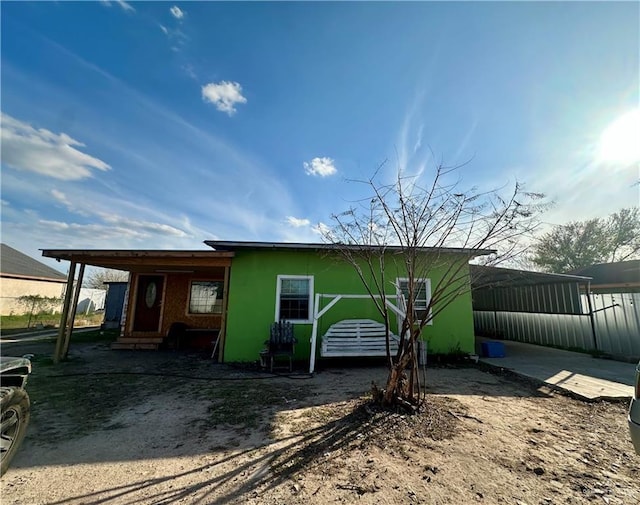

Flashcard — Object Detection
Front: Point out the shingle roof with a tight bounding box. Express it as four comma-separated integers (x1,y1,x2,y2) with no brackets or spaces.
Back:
1,244,67,282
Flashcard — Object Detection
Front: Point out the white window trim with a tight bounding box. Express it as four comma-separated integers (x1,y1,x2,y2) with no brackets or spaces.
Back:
275,275,314,324
396,277,433,326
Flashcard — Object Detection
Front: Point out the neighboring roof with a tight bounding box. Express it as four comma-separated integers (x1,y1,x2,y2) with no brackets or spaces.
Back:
470,264,591,289
40,249,234,273
1,244,67,282
205,240,495,257
567,260,640,287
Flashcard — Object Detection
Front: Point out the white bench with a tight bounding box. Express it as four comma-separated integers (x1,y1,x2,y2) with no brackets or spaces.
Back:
320,319,400,357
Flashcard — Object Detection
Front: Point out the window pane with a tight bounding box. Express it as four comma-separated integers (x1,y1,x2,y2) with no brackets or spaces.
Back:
189,281,223,314
279,278,310,320
279,297,309,320
281,279,309,295
399,280,428,309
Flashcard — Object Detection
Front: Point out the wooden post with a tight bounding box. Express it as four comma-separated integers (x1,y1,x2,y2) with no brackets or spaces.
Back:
309,293,322,374
61,263,85,360
216,266,231,361
54,262,76,363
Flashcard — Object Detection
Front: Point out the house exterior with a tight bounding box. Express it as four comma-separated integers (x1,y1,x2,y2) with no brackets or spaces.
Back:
209,241,483,362
1,243,67,315
42,241,488,363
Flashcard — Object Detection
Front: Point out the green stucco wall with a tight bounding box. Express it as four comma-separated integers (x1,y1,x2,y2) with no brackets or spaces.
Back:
223,248,476,362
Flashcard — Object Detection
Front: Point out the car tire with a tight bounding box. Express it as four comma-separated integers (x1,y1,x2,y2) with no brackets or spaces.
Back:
0,387,30,477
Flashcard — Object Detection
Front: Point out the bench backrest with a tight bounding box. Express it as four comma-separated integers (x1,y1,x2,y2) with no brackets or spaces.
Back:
270,321,296,351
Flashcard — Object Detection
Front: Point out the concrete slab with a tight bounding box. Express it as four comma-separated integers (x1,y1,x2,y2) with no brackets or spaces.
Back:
477,337,636,401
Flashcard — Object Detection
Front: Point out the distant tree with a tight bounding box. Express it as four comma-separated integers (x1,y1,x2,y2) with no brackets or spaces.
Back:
608,208,640,262
16,295,61,328
85,268,129,289
531,207,640,272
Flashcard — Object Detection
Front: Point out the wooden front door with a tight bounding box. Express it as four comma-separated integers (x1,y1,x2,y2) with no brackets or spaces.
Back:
133,275,164,332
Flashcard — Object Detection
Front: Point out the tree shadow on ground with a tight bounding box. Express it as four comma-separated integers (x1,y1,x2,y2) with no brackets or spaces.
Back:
8,339,553,475
45,397,460,505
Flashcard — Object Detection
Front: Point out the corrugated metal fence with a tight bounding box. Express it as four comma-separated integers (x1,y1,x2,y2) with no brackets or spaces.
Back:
474,292,640,360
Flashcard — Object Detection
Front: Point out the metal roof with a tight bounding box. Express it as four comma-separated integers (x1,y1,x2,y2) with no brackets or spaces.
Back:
568,260,640,287
1,244,67,282
470,264,591,289
205,240,495,257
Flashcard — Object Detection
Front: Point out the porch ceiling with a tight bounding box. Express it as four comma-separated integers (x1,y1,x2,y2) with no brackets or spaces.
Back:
40,249,233,274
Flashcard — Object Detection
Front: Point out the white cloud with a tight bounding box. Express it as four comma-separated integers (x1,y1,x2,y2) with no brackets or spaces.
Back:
286,216,310,228
158,19,189,54
201,81,247,116
38,213,189,241
311,222,332,238
49,188,92,217
159,24,187,44
182,64,197,80
100,0,135,13
51,189,71,207
170,6,185,19
413,124,424,154
98,212,189,237
39,220,148,240
1,113,110,180
115,0,135,12
304,157,337,177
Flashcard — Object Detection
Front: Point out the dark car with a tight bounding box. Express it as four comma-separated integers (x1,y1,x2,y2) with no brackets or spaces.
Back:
0,356,32,476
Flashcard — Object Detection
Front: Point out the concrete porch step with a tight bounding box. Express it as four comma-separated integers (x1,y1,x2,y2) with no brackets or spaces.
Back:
115,337,164,344
111,343,160,350
111,339,161,350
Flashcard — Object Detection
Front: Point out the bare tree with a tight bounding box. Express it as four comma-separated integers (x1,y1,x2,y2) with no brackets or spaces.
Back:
85,268,129,289
323,162,546,411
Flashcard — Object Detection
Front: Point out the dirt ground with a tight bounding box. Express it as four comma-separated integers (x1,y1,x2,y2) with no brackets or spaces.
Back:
1,340,638,505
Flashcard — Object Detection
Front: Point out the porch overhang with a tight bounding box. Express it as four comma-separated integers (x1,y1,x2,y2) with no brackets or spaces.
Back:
41,249,235,363
41,249,234,273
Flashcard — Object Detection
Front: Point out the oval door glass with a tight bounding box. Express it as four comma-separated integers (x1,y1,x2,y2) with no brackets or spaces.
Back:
145,282,157,308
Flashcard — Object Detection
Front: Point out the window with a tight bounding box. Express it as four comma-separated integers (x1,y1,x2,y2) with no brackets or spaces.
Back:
189,281,223,314
396,278,432,323
276,275,314,322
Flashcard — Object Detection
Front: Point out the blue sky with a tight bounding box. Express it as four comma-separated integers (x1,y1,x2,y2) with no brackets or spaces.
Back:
1,1,638,271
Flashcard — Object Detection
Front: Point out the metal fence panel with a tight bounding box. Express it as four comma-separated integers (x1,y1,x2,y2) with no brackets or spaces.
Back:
474,291,640,360
588,293,640,358
474,310,594,350
472,282,583,314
